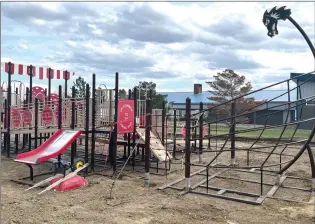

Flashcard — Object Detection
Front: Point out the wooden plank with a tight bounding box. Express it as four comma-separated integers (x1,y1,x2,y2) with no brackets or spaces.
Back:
158,167,206,190
38,163,89,195
256,175,287,204
136,128,172,162
199,185,261,197
217,189,226,195
25,173,64,191
178,168,229,196
190,168,230,190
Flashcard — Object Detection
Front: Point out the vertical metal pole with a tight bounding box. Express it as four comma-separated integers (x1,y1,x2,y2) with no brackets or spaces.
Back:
108,90,113,162
161,100,165,145
24,88,29,148
144,99,151,187
6,62,12,157
208,123,211,149
58,85,62,167
71,86,76,167
132,88,137,169
48,68,51,102
34,98,39,149
4,100,7,153
198,102,203,163
15,88,18,154
91,74,96,171
111,72,119,173
28,66,33,151
172,109,177,158
84,84,90,166
185,97,191,191
206,167,209,194
260,167,263,195
230,101,236,166
29,65,33,104
64,70,68,98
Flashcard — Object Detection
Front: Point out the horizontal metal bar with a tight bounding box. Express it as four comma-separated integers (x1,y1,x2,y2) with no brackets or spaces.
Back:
190,190,262,205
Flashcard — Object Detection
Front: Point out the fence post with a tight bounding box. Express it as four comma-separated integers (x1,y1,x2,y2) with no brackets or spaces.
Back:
198,102,203,163
144,98,152,187
132,88,137,169
34,98,39,149
6,62,12,157
91,74,96,171
127,89,132,157
84,84,90,168
111,72,119,173
71,86,76,167
230,100,236,166
161,100,165,145
173,109,177,158
185,97,191,191
58,85,62,168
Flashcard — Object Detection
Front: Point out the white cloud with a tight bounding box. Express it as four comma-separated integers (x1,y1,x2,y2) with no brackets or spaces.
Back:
18,40,28,50
1,2,314,93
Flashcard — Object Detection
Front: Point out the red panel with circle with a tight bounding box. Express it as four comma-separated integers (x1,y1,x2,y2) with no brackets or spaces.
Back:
10,108,22,128
22,109,33,125
42,106,54,125
47,93,59,106
32,86,45,102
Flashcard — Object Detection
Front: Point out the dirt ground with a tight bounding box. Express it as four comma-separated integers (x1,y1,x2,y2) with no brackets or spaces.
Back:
1,140,315,224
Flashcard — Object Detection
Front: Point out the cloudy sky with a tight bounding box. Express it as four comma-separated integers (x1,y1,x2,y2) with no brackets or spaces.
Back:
1,2,314,93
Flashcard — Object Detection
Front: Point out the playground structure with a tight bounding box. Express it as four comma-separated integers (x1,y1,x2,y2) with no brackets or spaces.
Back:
0,6,314,204
0,63,176,188
159,6,315,205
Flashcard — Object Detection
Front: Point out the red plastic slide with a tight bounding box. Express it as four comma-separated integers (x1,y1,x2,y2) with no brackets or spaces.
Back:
14,129,82,165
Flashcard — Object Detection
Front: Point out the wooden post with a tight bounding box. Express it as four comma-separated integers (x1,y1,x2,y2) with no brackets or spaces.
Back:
172,109,177,158
198,102,203,163
144,98,152,187
185,97,191,191
230,100,236,166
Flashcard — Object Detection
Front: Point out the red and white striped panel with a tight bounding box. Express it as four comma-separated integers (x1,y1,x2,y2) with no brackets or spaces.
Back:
0,62,75,80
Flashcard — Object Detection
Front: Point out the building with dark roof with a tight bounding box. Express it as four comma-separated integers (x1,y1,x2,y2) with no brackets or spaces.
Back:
291,72,315,129
158,83,296,126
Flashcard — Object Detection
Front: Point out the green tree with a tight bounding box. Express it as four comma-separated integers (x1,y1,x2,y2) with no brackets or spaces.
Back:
206,69,257,124
130,81,167,109
71,76,89,98
119,89,127,99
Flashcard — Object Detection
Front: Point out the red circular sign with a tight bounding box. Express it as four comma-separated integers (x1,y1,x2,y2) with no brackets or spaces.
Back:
118,102,134,132
32,86,45,102
10,109,22,128
35,93,45,102
22,110,32,125
42,107,53,125
47,93,59,106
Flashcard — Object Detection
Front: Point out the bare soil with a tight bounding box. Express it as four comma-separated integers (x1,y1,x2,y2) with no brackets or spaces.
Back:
1,140,315,224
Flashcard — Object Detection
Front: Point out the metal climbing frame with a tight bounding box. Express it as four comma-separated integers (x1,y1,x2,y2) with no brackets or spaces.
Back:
159,6,315,205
